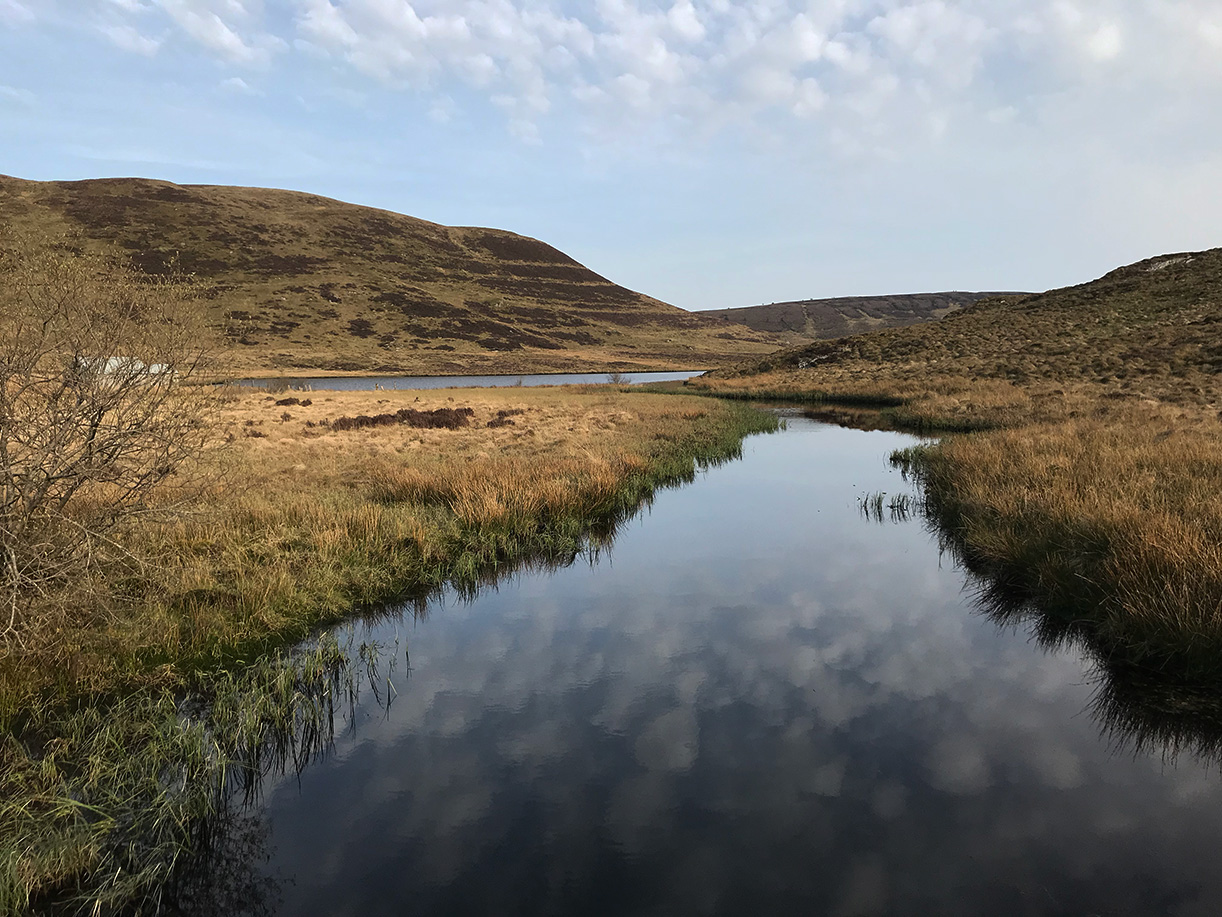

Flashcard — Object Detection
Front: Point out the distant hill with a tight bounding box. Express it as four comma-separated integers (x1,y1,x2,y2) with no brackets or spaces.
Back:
701,291,1025,343
0,176,783,376
722,249,1222,399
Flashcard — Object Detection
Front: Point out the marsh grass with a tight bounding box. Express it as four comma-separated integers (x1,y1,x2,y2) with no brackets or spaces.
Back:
894,410,1222,679
0,631,393,915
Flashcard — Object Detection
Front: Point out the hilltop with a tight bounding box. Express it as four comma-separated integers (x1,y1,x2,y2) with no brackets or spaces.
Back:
700,291,1022,343
0,175,783,376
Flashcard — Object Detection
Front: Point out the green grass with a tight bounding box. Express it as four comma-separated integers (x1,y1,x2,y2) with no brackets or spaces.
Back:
0,633,372,914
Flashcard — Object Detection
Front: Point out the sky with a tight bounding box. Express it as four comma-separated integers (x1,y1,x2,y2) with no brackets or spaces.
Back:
2,1,1222,310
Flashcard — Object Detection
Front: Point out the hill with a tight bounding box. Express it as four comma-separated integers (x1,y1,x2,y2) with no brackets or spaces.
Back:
700,291,1023,342
709,249,1222,406
0,175,783,376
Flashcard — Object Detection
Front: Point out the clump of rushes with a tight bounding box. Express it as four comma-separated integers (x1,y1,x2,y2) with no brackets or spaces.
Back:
0,633,371,915
0,386,776,912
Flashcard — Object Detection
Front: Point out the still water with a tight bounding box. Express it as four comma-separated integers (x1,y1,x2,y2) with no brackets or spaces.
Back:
239,371,703,391
256,416,1222,916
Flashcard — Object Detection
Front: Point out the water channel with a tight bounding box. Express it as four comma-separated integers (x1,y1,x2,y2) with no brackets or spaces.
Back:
244,414,1222,916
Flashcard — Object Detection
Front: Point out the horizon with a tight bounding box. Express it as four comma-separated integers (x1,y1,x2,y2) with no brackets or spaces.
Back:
3,2,1221,310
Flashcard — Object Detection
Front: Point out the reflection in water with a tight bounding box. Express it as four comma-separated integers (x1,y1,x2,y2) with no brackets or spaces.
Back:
159,467,672,914
182,418,1222,916
965,575,1222,770
167,809,279,917
871,458,1222,772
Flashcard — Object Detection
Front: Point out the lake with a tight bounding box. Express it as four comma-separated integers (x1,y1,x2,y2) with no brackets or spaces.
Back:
238,371,704,391
244,414,1222,916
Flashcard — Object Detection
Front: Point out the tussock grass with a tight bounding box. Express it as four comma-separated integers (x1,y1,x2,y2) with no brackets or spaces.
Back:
896,406,1222,677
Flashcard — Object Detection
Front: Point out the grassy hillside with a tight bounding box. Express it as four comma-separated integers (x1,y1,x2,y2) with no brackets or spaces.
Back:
707,249,1222,411
0,175,783,376
700,290,1022,343
693,248,1222,679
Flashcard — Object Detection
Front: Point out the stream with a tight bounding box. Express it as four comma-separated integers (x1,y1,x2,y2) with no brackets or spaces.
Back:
243,414,1222,916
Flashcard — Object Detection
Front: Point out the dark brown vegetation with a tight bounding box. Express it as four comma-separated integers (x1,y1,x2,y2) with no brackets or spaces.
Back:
328,406,474,432
0,175,785,376
693,248,1222,679
701,290,1023,343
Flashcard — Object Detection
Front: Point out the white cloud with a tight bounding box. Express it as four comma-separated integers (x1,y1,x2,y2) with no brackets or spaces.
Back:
100,0,285,65
102,22,161,54
0,84,35,106
72,0,1222,156
667,0,704,44
220,74,255,93
1085,21,1123,61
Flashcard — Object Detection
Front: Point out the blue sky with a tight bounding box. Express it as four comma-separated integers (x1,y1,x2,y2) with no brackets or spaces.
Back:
3,1,1221,310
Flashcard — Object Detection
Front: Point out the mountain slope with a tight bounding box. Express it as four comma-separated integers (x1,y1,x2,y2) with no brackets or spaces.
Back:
717,249,1222,402
0,175,783,375
701,291,1024,342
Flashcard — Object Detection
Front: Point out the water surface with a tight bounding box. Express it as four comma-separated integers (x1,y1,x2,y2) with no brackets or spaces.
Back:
238,371,703,391
255,416,1222,916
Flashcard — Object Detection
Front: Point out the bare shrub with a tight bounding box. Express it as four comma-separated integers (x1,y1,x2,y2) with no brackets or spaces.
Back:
0,241,213,648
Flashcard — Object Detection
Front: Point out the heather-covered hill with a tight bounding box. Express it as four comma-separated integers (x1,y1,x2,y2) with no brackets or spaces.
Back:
714,249,1222,403
0,175,782,375
701,291,1022,342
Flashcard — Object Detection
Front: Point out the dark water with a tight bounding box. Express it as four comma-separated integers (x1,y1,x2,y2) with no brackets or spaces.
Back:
238,371,703,391
255,417,1222,916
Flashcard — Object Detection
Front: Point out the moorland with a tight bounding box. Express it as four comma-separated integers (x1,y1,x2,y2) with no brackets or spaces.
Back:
3,171,1222,913
0,175,787,376
701,290,1024,343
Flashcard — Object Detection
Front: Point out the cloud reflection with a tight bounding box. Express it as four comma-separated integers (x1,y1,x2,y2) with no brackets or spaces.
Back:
256,421,1222,917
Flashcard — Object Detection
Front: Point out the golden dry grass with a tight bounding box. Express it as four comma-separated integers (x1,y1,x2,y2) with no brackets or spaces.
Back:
901,402,1222,675
0,385,772,713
